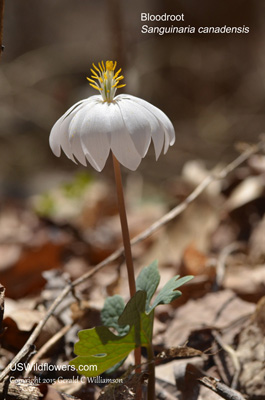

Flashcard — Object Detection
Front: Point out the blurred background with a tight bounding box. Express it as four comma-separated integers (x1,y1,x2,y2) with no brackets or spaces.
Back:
0,0,264,198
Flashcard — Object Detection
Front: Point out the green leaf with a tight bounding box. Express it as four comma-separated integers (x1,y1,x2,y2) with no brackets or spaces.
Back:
70,325,137,377
118,290,146,326
118,290,146,347
70,274,193,377
140,309,154,344
136,260,160,312
70,291,150,377
151,275,193,310
101,295,129,336
100,295,129,373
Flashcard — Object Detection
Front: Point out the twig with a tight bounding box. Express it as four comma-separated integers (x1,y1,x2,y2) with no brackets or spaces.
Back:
130,139,265,247
0,138,264,382
199,376,246,400
24,324,73,378
212,330,241,390
0,380,82,400
0,380,42,400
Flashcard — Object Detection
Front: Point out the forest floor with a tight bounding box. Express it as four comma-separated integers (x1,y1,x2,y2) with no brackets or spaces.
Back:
0,140,265,400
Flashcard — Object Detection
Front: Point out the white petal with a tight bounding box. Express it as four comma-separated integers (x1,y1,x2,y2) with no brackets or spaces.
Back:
69,97,101,165
121,95,175,147
118,95,165,159
107,103,142,170
76,102,111,172
115,96,151,158
163,129,170,154
49,100,87,160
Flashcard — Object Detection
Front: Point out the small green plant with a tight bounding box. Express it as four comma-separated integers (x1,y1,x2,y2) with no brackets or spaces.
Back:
70,261,193,397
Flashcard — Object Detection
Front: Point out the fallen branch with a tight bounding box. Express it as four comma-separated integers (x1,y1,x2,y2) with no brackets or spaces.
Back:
0,380,81,400
24,324,73,378
199,376,246,400
0,380,42,400
0,138,264,382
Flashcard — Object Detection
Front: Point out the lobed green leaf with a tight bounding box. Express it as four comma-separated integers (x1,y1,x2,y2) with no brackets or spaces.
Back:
136,260,160,312
151,275,193,310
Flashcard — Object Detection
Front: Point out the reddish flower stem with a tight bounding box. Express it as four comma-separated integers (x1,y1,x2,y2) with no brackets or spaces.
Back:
112,153,136,297
112,153,142,380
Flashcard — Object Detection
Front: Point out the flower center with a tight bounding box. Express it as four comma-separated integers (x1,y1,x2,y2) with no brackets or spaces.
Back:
86,61,126,102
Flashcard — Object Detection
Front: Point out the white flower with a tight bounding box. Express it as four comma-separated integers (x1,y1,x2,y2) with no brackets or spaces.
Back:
49,61,175,171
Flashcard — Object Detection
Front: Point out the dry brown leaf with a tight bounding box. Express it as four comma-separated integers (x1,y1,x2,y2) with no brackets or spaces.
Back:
40,384,64,400
98,370,147,400
0,241,67,298
224,264,265,302
156,346,203,363
249,214,265,263
237,297,265,399
2,308,62,351
180,243,216,279
225,175,264,211
164,290,255,348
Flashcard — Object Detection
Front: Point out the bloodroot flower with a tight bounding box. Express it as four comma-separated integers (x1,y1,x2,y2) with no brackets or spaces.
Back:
49,61,175,171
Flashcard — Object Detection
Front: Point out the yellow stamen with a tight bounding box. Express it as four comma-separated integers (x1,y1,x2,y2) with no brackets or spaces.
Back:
88,60,125,101
98,62,103,73
90,68,99,78
86,77,97,84
113,68,122,80
92,63,100,73
89,83,103,91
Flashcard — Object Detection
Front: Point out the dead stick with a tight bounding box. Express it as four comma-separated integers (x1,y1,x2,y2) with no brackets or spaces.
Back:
24,324,72,378
0,138,264,382
0,380,82,400
199,376,246,400
0,381,42,400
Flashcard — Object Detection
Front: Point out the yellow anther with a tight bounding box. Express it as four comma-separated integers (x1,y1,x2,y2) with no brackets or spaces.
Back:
92,63,100,73
89,83,103,91
90,68,99,78
86,77,97,84
101,61,105,71
116,84,126,89
113,68,122,80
